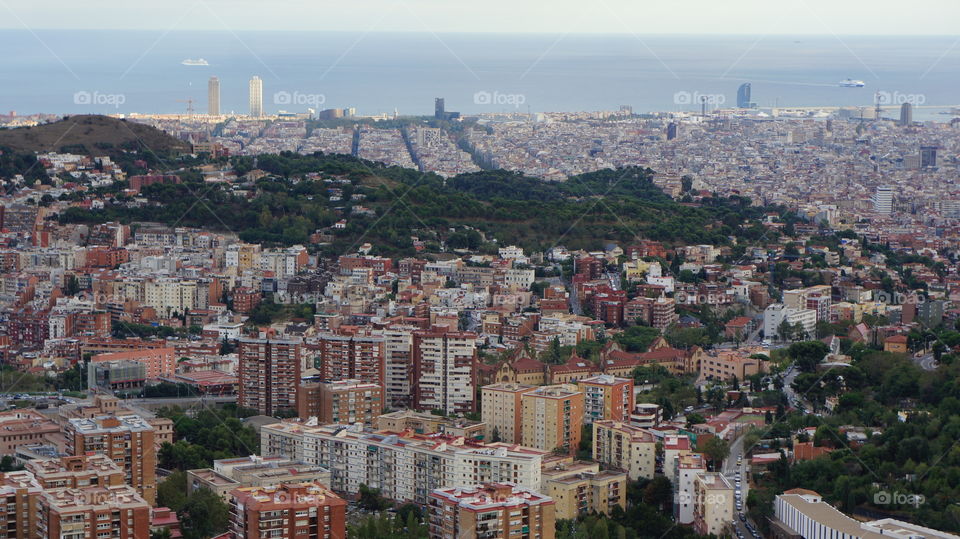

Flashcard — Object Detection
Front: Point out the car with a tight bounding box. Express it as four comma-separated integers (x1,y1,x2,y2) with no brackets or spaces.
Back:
739,513,746,522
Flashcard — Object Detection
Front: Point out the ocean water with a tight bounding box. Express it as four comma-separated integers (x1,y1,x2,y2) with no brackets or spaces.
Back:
0,30,958,119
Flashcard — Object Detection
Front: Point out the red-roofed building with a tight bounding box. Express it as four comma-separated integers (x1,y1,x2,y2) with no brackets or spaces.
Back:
792,442,833,462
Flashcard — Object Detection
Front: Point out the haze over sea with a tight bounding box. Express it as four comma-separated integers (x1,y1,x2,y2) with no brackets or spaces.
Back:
1,30,958,119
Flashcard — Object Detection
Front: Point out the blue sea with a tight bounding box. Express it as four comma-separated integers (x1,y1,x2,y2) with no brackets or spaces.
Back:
0,30,958,119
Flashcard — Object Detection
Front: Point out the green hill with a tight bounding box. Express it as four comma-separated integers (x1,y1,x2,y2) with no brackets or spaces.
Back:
0,115,190,156
60,151,783,257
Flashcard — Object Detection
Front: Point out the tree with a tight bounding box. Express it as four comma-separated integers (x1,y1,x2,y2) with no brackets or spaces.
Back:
788,340,830,373
701,436,730,470
643,476,673,511
179,487,229,539
685,413,706,428
157,470,188,512
358,484,390,511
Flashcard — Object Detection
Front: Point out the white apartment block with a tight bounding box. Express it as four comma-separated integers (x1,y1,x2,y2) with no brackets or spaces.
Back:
673,453,706,525
260,421,544,505
763,303,817,341
383,328,414,409
773,490,957,539
143,279,197,318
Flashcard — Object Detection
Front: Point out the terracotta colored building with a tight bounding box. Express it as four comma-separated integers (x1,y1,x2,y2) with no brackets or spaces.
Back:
91,347,176,379
428,483,556,539
63,415,157,505
228,482,347,539
38,485,151,539
238,338,303,416
296,379,383,424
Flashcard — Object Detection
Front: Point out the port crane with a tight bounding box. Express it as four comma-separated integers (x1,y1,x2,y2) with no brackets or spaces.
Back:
176,98,196,116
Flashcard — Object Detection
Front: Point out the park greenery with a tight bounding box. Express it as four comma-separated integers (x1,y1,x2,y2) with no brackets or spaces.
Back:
59,152,787,256
156,405,260,470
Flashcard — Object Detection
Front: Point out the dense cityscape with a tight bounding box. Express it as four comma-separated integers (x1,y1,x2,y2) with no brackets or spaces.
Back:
2,6,960,539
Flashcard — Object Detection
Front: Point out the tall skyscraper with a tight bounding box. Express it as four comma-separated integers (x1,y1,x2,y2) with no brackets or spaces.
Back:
208,76,220,116
921,145,938,169
666,122,679,140
434,97,445,119
899,102,912,126
872,185,893,215
249,76,263,117
736,83,752,109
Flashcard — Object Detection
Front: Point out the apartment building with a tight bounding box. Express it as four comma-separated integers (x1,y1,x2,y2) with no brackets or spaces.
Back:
763,303,817,341
698,349,767,382
63,415,157,505
541,460,626,520
481,383,537,444
25,454,125,490
91,347,176,379
0,471,43,539
771,489,957,539
412,327,478,414
37,485,151,539
143,278,197,318
692,472,734,536
0,410,61,455
428,482,556,539
673,453,707,525
228,482,346,539
592,421,656,481
260,421,545,505
520,385,584,454
577,375,634,424
373,410,485,440
188,455,332,501
238,338,302,416
383,327,414,408
295,379,383,424
315,331,385,387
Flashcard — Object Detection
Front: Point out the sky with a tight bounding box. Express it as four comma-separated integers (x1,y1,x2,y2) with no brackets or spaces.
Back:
1,0,958,34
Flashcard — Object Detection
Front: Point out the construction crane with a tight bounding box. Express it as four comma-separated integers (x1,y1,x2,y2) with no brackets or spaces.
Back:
176,98,195,116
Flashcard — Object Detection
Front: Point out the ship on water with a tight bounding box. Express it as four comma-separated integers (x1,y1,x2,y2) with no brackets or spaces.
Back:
839,78,865,87
181,58,209,66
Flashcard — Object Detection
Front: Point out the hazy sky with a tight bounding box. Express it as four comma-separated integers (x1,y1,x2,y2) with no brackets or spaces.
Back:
1,0,958,34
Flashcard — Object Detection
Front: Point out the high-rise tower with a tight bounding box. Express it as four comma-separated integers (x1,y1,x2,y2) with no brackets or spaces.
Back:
208,76,220,116
249,76,263,117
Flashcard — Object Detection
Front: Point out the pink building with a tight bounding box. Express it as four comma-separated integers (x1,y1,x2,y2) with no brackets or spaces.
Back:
92,348,176,379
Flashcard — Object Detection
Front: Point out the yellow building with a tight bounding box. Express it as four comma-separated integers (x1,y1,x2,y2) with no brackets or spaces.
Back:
592,420,657,480
693,472,734,536
521,385,583,454
481,383,537,444
623,259,651,283
541,460,627,520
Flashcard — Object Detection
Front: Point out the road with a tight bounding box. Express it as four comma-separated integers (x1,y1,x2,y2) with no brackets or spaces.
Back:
781,363,801,409
912,353,938,372
724,434,754,538
118,395,237,412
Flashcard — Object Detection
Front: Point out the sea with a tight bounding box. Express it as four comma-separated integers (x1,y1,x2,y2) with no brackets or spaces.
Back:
0,30,958,120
